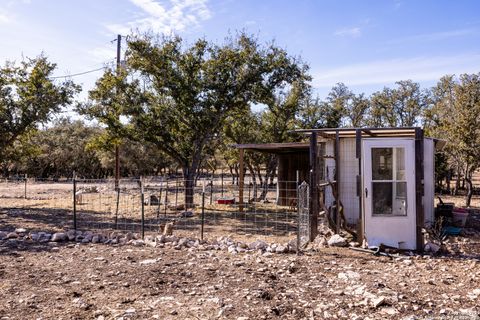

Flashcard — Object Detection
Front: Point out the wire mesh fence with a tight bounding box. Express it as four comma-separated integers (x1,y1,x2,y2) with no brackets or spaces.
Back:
0,175,307,243
297,181,310,248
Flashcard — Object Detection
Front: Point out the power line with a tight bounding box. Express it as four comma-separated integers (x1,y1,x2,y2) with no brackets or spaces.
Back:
49,37,126,80
49,66,109,79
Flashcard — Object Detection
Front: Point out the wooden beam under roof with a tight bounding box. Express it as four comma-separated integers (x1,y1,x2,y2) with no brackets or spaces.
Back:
233,142,310,153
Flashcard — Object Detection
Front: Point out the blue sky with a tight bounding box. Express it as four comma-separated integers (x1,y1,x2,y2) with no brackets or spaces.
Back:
1,0,480,101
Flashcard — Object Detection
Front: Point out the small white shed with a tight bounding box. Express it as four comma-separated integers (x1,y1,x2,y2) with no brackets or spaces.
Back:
297,127,443,251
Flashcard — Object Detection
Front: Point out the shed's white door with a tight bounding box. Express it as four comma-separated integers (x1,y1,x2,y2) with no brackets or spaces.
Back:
363,139,416,249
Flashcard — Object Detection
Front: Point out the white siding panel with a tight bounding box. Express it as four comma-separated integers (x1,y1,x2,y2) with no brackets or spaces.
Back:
339,138,360,224
424,138,435,227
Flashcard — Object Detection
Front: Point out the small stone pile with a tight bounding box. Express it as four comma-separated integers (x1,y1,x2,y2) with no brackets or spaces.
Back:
0,226,364,255
0,228,302,255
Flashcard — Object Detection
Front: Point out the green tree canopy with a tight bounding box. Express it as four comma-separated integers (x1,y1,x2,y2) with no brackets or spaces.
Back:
429,73,480,206
0,56,79,163
82,33,310,207
368,80,428,127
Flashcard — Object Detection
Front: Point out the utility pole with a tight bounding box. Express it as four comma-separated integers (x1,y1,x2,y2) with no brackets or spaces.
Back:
115,34,121,191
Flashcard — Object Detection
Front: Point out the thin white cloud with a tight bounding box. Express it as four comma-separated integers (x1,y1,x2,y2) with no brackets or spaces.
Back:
1,0,33,25
334,27,361,38
0,9,13,24
105,0,211,35
313,53,480,88
388,29,477,45
0,13,10,24
393,0,403,10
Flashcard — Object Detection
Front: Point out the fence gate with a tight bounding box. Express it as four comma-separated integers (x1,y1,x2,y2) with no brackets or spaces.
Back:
297,181,310,249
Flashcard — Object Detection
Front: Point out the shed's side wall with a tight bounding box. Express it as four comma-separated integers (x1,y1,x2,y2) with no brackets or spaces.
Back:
424,138,435,227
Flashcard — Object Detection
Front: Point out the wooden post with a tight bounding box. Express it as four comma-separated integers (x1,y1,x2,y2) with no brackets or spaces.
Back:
114,34,122,192
309,132,318,241
415,128,425,252
355,129,363,242
239,148,244,212
334,130,340,234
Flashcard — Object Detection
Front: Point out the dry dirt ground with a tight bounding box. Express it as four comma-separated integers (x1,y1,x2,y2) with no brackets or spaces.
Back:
1,183,480,320
0,236,479,320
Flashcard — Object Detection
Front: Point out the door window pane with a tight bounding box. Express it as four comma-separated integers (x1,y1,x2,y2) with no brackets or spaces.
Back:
372,148,392,180
372,182,392,215
371,147,407,216
392,182,407,215
396,181,407,198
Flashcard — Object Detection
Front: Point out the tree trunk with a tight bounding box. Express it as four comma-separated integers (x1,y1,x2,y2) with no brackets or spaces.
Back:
462,163,469,190
182,166,196,209
446,169,451,194
233,164,239,186
454,164,461,195
255,166,264,201
246,162,257,202
465,172,473,207
258,156,277,200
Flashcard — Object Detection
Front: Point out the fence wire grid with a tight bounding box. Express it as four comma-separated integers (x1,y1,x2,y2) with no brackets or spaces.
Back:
0,176,310,244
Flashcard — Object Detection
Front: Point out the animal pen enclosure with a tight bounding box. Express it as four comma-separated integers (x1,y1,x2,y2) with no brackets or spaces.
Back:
0,175,306,244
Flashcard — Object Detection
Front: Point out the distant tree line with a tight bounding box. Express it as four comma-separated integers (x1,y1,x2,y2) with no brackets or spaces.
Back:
1,33,479,206
1,118,173,179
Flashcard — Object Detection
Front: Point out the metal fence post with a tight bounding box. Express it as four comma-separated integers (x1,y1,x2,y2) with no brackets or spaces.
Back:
210,175,213,205
297,183,300,255
221,171,224,198
175,177,178,209
73,177,77,231
24,174,27,199
164,180,168,217
201,191,205,241
115,186,120,230
157,187,162,219
140,179,145,239
297,181,310,253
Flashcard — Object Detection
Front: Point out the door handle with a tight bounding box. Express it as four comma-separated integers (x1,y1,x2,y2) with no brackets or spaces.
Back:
365,188,368,198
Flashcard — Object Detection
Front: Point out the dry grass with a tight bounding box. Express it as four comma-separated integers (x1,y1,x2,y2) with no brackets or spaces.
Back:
0,180,298,244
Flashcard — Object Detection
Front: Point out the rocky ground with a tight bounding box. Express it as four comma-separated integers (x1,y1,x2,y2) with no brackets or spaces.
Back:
1,193,480,320
0,228,479,320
